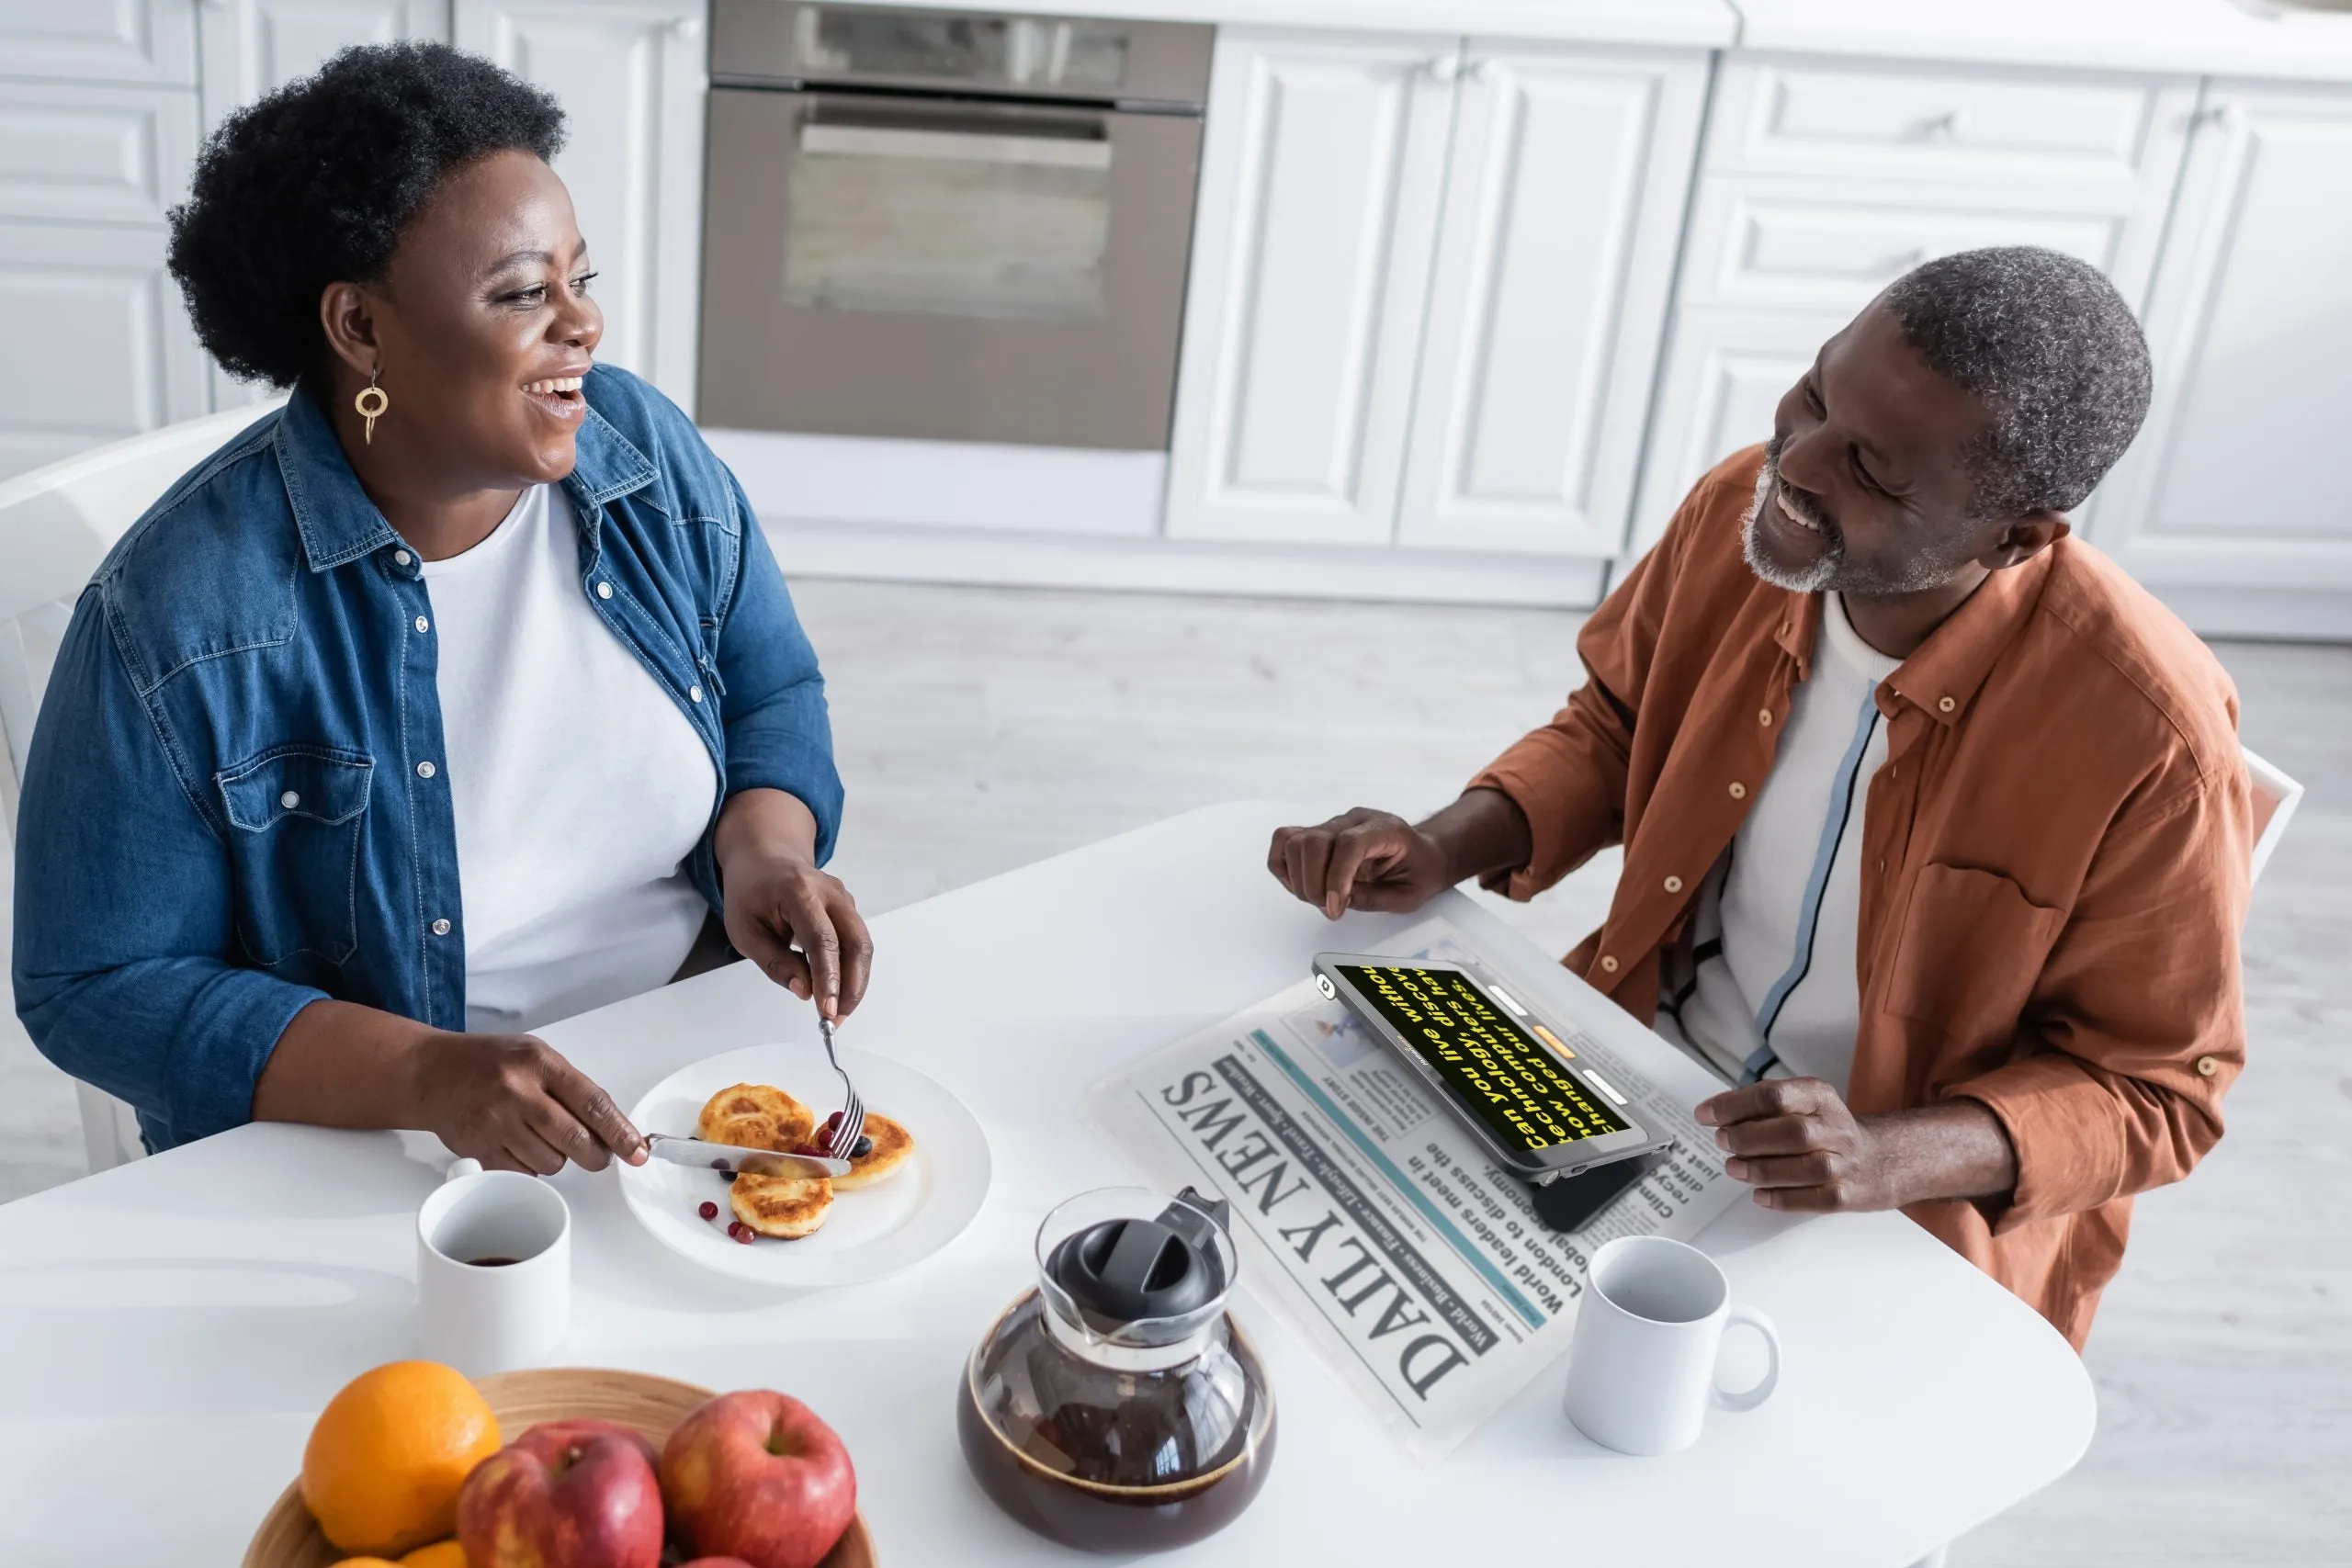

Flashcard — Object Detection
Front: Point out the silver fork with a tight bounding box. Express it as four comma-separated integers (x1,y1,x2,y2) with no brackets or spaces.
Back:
817,1016,865,1160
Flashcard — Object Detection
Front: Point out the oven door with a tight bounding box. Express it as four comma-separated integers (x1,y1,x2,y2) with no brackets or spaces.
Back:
699,87,1202,451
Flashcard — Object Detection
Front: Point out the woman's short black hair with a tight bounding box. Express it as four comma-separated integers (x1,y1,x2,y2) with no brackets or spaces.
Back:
166,40,566,389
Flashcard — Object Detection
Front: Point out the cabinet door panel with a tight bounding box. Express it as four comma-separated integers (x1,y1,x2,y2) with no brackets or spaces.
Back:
1165,28,1457,545
0,0,198,85
1626,306,1838,558
458,0,707,411
1710,58,2191,197
199,2,451,135
0,223,208,482
2095,83,2352,593
0,84,198,226
1398,44,1705,556
1678,176,2134,315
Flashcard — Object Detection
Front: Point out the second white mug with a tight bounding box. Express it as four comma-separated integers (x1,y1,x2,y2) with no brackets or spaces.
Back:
1563,1234,1780,1456
415,1157,571,1378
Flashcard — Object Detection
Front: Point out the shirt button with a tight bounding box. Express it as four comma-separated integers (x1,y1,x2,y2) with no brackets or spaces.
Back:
416,761,436,779
2195,1055,2220,1077
392,549,413,568
689,684,704,703
1728,782,1747,800
278,790,300,809
431,918,451,936
413,615,430,634
596,581,614,600
1664,875,1684,894
1599,954,1620,974
1939,695,1957,714
1758,708,1773,727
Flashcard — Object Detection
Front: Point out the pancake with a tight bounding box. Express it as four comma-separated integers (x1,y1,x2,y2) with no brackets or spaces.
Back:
697,1082,815,1152
831,1111,915,1191
729,1171,835,1239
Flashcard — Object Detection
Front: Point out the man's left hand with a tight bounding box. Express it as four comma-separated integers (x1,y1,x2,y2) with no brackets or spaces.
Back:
1694,1077,1902,1212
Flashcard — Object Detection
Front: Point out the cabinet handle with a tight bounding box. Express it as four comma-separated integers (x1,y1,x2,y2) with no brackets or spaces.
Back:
2197,102,2245,133
1916,109,1965,141
1420,54,1463,84
1464,58,1495,84
671,16,705,41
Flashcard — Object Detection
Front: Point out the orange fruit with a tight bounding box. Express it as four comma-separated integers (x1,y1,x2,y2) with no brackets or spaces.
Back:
401,1544,471,1568
329,1561,405,1567
301,1361,500,1556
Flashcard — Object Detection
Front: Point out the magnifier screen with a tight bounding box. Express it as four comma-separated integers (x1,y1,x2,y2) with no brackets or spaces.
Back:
1335,963,1630,1153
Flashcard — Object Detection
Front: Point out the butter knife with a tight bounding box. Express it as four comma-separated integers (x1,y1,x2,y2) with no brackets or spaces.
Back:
644,1133,849,1179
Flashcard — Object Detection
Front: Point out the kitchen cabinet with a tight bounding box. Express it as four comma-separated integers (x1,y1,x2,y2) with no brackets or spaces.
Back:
0,6,204,481
1163,28,1459,547
1397,41,1707,557
456,0,708,412
1167,28,1708,558
0,221,210,480
2087,80,2352,636
198,2,451,139
0,1,198,86
1627,55,2199,558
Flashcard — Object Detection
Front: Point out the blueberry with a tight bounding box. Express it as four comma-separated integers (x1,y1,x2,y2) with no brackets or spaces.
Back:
852,1134,874,1159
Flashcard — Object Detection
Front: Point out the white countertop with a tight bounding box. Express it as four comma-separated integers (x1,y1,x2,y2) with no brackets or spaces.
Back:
0,804,2093,1565
790,0,2352,81
1726,0,2352,82
872,0,1741,49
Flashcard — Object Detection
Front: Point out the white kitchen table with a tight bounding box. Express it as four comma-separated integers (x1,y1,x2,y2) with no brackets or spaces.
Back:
0,803,2092,1566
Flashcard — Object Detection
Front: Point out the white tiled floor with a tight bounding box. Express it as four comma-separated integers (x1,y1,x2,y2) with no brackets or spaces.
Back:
5,580,2346,1562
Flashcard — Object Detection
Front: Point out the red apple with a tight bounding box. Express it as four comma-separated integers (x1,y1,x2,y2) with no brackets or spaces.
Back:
659,1391,855,1568
458,1417,665,1568
676,1562,759,1567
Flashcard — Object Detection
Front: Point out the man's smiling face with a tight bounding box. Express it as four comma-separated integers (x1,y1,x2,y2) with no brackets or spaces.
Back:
1742,301,2018,599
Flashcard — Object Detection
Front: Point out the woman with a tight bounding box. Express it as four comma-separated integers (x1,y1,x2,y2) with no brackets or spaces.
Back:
12,43,871,1171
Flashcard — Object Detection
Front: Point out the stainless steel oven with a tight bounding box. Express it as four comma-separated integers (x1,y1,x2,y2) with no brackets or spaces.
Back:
700,1,1214,451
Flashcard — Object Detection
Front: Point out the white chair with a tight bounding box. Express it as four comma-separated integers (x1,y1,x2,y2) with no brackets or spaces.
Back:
2242,746,2303,889
0,398,288,1172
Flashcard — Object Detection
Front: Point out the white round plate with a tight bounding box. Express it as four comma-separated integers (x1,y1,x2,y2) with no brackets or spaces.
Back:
618,1044,989,1288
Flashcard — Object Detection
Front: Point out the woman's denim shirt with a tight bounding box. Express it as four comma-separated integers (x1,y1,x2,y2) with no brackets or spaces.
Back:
12,367,842,1150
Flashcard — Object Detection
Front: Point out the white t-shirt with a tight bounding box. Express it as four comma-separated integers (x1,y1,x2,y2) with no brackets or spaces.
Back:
420,484,719,1034
1657,592,1902,1091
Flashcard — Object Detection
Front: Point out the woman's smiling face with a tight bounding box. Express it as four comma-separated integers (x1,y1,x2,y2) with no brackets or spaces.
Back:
325,148,603,491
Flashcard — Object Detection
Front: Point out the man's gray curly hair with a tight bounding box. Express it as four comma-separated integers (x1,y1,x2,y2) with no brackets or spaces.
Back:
1882,245,2153,519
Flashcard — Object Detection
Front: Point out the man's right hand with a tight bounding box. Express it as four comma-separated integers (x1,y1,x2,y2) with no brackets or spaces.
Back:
409,1031,647,1175
1268,807,1455,920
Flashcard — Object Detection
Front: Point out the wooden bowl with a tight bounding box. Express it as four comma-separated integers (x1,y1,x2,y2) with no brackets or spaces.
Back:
243,1366,876,1567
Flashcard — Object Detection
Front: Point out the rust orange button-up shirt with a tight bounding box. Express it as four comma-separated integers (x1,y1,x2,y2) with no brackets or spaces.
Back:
1472,448,2252,1348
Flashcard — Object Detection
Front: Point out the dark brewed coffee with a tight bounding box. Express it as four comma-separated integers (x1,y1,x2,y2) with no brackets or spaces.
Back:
957,1295,1274,1553
464,1256,522,1267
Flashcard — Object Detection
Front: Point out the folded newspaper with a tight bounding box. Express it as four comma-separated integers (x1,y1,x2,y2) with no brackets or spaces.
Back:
1082,913,1742,1461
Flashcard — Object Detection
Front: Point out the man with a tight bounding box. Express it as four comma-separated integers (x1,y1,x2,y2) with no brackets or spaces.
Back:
1268,247,2251,1349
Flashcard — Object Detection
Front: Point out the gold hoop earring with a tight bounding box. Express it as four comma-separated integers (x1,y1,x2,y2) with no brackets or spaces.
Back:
355,369,389,446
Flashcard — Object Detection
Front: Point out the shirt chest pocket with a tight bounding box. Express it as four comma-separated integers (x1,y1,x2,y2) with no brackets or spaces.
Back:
215,746,374,968
1885,863,2067,1045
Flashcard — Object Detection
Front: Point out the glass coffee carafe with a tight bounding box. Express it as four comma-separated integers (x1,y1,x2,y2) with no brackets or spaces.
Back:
957,1186,1276,1552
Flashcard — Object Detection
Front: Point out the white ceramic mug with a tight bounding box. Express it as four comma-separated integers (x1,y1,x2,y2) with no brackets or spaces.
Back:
1563,1235,1780,1456
416,1157,571,1377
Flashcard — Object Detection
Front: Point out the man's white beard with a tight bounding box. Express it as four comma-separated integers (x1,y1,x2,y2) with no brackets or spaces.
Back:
1739,446,1842,593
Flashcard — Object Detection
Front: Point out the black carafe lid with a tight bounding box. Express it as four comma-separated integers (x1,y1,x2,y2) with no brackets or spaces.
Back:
1046,1187,1231,1333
